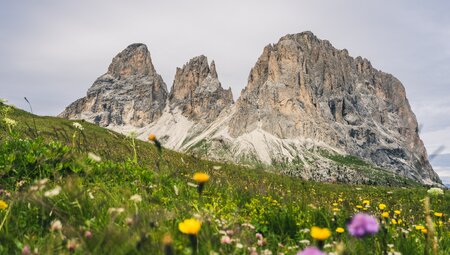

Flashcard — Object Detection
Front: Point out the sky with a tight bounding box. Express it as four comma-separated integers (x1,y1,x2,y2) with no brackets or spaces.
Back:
1,0,450,183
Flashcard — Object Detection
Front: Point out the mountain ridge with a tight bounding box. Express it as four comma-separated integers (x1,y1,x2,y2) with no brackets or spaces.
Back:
59,31,442,186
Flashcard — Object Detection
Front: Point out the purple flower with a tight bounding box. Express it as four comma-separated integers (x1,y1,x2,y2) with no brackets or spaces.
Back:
347,213,380,238
297,246,326,255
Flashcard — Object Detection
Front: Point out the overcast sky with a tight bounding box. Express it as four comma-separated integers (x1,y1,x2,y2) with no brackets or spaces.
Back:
1,1,450,182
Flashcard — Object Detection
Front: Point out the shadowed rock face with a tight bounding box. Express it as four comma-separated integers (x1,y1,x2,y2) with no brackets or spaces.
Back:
228,31,440,183
59,44,168,127
169,55,233,122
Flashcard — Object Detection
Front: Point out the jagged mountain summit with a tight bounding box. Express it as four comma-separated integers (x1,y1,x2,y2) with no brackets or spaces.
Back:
60,32,441,186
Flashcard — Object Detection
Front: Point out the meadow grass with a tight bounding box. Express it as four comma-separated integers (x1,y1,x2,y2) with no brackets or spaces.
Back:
0,102,449,255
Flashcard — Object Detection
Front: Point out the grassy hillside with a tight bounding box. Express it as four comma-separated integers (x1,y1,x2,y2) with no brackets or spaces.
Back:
0,102,449,255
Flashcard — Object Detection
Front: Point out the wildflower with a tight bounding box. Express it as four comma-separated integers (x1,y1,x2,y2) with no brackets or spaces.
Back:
332,202,338,206
178,218,201,235
21,245,31,255
162,234,174,255
310,226,331,241
256,233,263,240
391,219,397,225
193,173,210,183
394,210,401,215
347,213,380,238
50,220,62,231
415,225,425,230
213,166,222,170
193,172,210,195
332,208,340,212
299,240,311,246
44,186,61,197
362,200,370,205
67,239,78,252
378,204,386,210
148,133,156,141
356,205,363,209
434,212,443,217
88,152,101,162
0,200,8,210
236,243,244,249
84,230,92,239
130,194,142,203
72,122,84,131
257,239,265,246
336,227,345,233
427,187,444,196
382,212,389,218
125,217,134,226
296,246,326,255
421,228,428,234
3,117,17,127
221,235,232,244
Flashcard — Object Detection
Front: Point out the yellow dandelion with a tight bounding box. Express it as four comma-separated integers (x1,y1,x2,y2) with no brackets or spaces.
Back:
193,172,210,183
356,205,363,209
434,212,443,217
398,219,403,225
336,227,345,233
332,202,338,206
381,212,389,218
421,228,428,234
0,200,8,210
332,208,340,212
391,219,397,225
363,200,370,205
310,226,331,241
148,133,156,141
415,225,425,230
394,210,401,215
378,204,386,210
178,218,201,235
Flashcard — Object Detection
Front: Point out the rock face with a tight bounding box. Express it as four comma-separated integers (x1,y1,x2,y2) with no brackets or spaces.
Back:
60,33,442,186
169,55,233,123
59,44,168,128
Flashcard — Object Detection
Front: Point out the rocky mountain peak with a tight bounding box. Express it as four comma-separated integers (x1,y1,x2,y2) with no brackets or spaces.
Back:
60,43,167,127
169,55,233,122
107,43,156,79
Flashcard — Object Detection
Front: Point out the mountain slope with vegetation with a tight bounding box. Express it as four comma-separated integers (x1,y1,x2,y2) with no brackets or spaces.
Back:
1,102,449,255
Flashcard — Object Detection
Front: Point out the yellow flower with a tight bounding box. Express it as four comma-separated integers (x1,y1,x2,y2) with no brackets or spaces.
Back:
178,218,201,235
394,210,401,215
338,198,343,202
310,226,331,241
332,202,338,206
381,212,389,218
363,200,370,205
193,173,210,183
356,205,363,209
398,219,403,225
391,219,397,225
378,204,386,210
336,227,345,233
421,229,428,234
415,225,425,230
434,212,443,217
0,200,8,210
148,133,156,141
332,208,340,212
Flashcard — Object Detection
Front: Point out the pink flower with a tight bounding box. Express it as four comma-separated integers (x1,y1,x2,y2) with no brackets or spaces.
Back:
297,246,326,255
347,213,380,238
21,245,31,255
256,233,263,240
84,230,93,239
221,235,232,244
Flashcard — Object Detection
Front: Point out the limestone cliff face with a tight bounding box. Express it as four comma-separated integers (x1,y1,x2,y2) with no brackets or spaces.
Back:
59,43,168,127
169,55,233,123
225,32,439,184
59,34,441,186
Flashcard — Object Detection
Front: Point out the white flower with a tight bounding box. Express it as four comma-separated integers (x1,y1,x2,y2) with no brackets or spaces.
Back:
50,220,62,231
213,166,222,170
44,186,61,197
235,243,243,249
3,117,17,127
427,187,444,196
88,152,101,162
72,122,84,131
299,239,310,245
129,194,142,203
